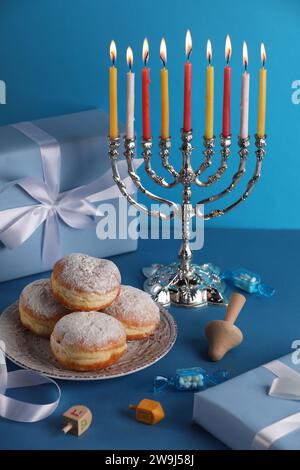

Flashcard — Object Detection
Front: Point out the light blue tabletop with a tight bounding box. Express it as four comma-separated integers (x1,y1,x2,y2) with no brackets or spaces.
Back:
0,228,296,450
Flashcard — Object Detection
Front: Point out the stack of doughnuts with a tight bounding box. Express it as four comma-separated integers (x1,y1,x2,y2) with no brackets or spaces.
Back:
18,253,160,372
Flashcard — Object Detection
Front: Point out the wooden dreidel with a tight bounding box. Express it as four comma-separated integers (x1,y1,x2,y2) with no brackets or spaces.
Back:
129,399,165,425
205,293,246,361
62,405,92,436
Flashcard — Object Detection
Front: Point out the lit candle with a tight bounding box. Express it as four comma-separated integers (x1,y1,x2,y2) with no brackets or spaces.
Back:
126,47,135,140
205,39,214,139
109,40,118,139
142,38,151,140
257,43,267,138
222,35,232,137
160,38,169,139
183,29,192,132
240,41,250,139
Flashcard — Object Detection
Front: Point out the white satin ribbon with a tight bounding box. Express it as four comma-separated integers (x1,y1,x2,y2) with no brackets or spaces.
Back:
0,122,142,269
251,360,300,450
252,412,300,450
0,341,61,423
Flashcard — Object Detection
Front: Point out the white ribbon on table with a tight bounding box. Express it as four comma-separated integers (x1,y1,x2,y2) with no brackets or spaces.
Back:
0,341,61,422
251,360,300,450
0,122,142,269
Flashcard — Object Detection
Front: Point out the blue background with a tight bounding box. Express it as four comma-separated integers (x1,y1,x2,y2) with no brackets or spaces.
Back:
0,0,299,228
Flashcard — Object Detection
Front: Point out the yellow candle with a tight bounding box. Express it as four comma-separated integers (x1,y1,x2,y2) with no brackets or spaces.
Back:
205,40,214,139
257,43,267,138
109,40,118,139
160,38,169,139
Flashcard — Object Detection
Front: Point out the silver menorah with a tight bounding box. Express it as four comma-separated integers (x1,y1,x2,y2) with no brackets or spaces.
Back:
109,130,266,308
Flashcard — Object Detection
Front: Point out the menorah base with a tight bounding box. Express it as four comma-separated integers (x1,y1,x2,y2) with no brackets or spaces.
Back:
143,263,227,308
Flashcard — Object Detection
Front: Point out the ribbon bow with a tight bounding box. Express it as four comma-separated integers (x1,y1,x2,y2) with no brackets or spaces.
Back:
0,122,142,269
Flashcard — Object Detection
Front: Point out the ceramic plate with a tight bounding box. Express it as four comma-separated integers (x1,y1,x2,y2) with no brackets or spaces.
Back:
0,302,177,380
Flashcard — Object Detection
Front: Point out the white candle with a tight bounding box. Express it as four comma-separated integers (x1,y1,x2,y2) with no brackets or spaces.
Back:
240,41,250,139
126,47,135,139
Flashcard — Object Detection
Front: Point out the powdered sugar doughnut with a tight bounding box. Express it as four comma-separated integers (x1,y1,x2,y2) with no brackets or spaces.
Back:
19,279,69,337
103,285,160,340
51,253,121,311
50,311,127,371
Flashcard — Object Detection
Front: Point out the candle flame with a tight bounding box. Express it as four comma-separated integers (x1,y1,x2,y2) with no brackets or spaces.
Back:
261,42,266,67
160,38,167,67
143,38,149,66
207,39,212,64
225,35,232,64
243,41,248,70
185,29,192,60
126,47,133,70
110,40,117,65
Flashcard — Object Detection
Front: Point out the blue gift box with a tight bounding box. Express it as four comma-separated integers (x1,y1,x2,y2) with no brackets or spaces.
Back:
0,109,139,282
193,354,300,450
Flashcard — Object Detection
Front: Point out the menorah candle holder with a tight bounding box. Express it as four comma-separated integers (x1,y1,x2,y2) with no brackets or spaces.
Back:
109,130,266,308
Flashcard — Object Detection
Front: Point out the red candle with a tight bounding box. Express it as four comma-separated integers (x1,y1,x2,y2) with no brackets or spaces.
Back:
142,38,151,140
183,30,192,132
222,35,232,137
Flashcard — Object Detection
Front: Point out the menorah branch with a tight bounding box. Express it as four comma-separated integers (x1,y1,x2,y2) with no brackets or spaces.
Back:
194,135,231,186
159,137,180,179
125,137,179,215
196,135,249,208
109,136,180,220
194,136,214,177
142,138,179,188
198,135,265,220
109,137,150,215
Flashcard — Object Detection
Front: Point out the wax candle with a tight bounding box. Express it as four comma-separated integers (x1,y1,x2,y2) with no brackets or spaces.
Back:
240,41,250,139
183,30,192,132
222,35,232,138
160,38,169,139
109,40,118,139
205,39,214,139
126,47,135,140
142,38,151,140
257,43,267,138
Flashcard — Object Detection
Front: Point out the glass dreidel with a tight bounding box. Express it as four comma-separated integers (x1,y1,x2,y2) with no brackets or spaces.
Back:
205,292,246,361
62,405,92,436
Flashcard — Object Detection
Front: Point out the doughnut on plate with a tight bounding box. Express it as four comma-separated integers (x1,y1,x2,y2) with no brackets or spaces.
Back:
0,302,177,381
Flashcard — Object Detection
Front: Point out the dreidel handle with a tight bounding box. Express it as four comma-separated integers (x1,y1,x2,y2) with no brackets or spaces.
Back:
224,293,246,324
62,422,73,434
